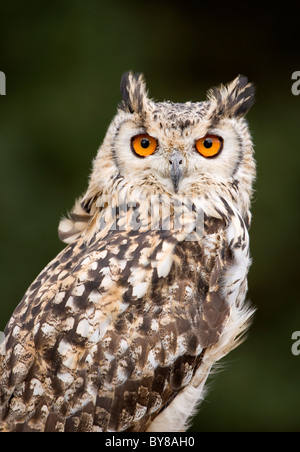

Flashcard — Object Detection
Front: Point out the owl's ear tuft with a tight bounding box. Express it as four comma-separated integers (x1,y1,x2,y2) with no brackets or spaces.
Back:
119,72,148,114
207,75,255,119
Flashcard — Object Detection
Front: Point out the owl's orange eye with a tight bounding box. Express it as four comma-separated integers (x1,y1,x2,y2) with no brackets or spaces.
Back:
131,134,158,157
195,135,223,158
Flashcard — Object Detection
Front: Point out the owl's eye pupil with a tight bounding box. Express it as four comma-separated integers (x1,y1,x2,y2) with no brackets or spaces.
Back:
203,138,213,149
141,139,150,149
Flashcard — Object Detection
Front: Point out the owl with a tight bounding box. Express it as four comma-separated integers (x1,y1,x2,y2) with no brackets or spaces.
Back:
0,73,256,432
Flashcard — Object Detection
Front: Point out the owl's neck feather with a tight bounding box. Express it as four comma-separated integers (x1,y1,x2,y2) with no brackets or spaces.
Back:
80,183,251,243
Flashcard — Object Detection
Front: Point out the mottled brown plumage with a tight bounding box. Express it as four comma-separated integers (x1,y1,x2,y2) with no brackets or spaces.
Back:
0,73,255,432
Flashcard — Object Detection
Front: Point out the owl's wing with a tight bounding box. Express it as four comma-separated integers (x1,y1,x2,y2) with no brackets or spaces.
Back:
0,204,251,432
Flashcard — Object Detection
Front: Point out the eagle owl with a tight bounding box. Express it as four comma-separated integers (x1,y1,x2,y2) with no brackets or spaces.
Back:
0,73,256,432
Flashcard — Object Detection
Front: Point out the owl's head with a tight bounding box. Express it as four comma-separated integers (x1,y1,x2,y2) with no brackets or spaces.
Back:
59,73,255,243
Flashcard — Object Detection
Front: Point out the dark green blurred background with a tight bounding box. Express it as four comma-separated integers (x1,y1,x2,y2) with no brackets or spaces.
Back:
1,1,300,432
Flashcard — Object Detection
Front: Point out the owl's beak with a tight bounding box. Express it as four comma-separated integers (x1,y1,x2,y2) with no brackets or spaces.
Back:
169,150,184,193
